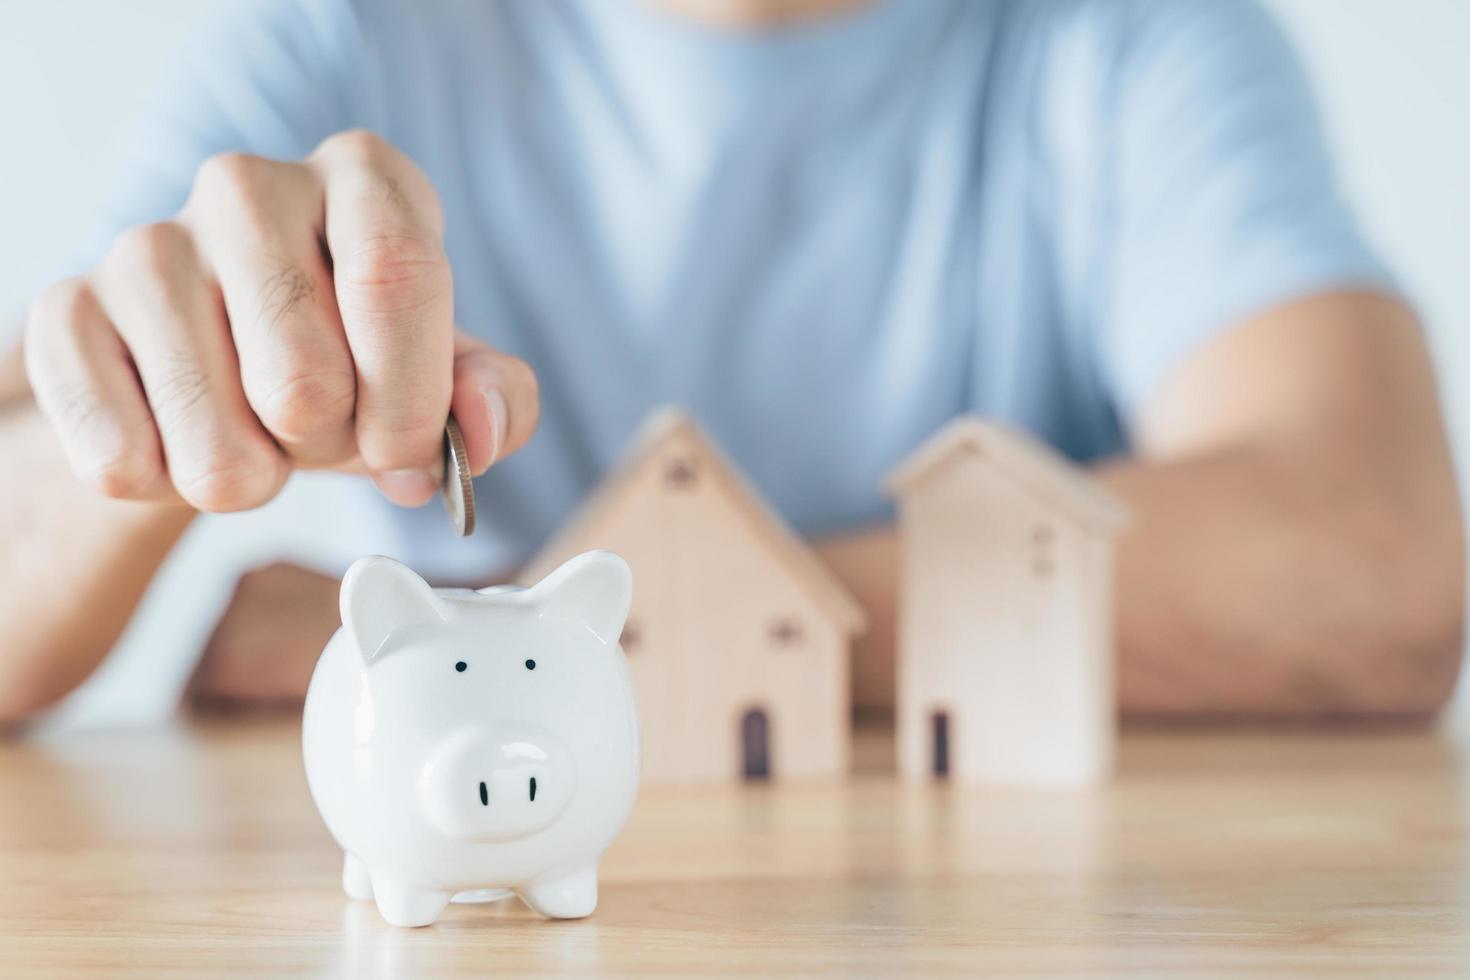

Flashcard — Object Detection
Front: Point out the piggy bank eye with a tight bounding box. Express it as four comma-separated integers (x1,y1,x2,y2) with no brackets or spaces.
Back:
524,659,536,671
455,661,467,672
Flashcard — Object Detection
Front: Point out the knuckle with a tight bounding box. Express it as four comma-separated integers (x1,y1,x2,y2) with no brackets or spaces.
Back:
335,234,449,319
27,278,92,337
178,448,284,512
357,407,441,466
315,130,441,228
360,405,440,440
191,154,315,243
253,264,319,333
106,221,193,283
147,353,211,422
193,152,266,203
255,367,357,442
314,129,392,168
189,153,303,241
24,280,94,383
87,450,163,500
39,377,109,436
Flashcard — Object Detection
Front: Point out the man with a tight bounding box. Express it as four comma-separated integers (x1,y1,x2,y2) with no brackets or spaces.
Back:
1,0,1462,722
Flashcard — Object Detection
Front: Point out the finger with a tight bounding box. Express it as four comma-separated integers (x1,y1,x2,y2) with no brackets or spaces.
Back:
449,332,540,477
94,221,290,512
311,131,453,506
185,154,356,467
24,278,175,500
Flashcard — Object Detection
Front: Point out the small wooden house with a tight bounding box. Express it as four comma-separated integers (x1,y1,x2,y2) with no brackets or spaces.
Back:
885,416,1128,786
521,409,865,782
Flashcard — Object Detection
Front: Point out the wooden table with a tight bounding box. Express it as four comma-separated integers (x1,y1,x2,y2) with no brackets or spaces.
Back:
2,719,1468,978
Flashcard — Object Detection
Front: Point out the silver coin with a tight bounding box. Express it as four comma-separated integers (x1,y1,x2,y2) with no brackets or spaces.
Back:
443,415,476,537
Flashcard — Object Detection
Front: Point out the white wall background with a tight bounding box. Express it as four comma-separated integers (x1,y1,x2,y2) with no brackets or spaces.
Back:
1,1,1468,726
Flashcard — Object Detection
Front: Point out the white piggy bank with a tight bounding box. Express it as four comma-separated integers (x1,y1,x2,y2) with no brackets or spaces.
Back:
302,550,640,928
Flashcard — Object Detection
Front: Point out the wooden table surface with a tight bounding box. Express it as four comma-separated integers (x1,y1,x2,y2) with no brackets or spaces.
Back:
2,718,1469,978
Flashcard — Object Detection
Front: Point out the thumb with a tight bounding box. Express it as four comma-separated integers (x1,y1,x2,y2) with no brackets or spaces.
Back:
449,330,541,477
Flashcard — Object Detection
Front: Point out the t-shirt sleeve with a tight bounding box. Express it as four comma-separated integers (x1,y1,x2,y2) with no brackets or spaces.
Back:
1085,0,1395,419
65,0,369,273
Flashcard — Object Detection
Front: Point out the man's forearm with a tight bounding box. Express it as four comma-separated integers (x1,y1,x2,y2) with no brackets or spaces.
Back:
817,297,1465,720
0,387,193,724
1106,293,1465,719
1101,446,1463,719
818,443,1462,720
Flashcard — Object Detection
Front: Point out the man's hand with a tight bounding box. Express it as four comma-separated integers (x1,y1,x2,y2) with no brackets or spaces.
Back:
24,131,539,512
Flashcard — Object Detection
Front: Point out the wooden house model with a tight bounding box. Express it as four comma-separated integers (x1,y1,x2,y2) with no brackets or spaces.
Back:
885,416,1128,786
521,409,865,782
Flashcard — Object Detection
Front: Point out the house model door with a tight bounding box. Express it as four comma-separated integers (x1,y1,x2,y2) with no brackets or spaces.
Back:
741,708,770,779
931,710,950,777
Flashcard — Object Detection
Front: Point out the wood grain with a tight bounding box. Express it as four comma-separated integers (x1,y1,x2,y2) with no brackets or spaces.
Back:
1,719,1468,977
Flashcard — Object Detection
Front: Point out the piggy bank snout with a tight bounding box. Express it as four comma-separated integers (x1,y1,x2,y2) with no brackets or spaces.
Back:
419,727,577,841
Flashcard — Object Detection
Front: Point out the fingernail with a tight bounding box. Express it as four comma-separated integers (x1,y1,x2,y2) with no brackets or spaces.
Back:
482,386,509,468
374,468,439,506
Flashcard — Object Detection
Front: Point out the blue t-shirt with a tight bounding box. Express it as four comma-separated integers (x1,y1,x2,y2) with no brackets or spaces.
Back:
79,0,1389,573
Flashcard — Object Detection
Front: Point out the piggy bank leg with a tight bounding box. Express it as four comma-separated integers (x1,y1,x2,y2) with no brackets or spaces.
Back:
519,866,598,919
372,877,452,928
342,853,374,901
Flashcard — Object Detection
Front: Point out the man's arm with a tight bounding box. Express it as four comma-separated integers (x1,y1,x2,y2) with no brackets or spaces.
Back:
818,290,1464,720
36,288,1454,722
0,333,195,724
4,135,542,727
1104,290,1463,718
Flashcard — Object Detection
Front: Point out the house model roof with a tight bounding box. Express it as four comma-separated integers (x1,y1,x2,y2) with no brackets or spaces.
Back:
885,415,1129,534
523,407,867,635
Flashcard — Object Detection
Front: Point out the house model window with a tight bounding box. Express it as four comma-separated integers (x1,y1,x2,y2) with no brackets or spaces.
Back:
767,616,803,648
663,457,697,488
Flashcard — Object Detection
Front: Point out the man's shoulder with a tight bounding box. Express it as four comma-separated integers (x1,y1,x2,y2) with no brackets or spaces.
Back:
993,0,1285,72
984,0,1299,150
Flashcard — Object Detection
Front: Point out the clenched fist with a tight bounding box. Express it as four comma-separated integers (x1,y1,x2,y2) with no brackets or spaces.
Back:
24,131,538,511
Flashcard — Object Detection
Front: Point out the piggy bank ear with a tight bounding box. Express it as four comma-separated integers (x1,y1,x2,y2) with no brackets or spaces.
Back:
531,550,633,645
340,556,444,661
